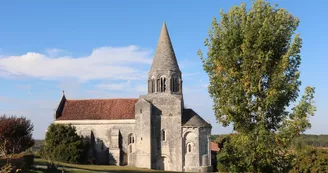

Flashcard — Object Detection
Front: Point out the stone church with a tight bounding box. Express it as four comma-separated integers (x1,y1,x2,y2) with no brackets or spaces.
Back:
54,23,212,172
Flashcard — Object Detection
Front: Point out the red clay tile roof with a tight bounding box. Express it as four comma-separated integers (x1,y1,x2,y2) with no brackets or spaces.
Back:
57,98,138,120
211,142,220,152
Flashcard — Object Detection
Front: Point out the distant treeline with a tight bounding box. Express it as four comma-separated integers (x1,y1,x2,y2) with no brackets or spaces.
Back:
211,134,328,148
32,139,45,151
297,134,328,148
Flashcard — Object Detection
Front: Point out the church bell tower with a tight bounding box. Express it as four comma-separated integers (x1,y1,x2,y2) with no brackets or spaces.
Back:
144,23,184,171
148,22,182,96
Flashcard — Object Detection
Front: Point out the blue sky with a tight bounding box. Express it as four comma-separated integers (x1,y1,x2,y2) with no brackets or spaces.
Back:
0,0,327,139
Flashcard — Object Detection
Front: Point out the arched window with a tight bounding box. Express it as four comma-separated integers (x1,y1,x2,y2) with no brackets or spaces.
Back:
187,143,192,153
128,134,134,154
175,78,179,92
96,138,106,151
158,76,167,92
157,79,160,92
171,76,179,92
128,134,134,144
151,79,155,93
163,78,167,92
161,129,166,141
172,77,175,92
161,78,163,92
160,78,165,92
99,140,104,150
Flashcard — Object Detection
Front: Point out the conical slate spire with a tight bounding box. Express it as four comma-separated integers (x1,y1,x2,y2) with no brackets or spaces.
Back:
150,23,180,72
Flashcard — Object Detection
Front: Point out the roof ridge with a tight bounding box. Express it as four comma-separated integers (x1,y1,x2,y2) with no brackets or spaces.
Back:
67,98,138,101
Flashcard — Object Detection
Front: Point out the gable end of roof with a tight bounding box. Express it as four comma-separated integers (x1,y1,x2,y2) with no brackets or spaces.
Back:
182,109,211,128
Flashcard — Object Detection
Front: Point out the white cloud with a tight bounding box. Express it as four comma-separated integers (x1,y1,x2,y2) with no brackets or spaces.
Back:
96,81,131,91
0,45,233,138
135,84,147,93
95,81,147,94
0,46,152,82
45,48,65,57
15,84,33,95
182,72,200,79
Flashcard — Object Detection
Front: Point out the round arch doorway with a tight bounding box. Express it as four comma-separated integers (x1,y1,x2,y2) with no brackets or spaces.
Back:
156,155,170,170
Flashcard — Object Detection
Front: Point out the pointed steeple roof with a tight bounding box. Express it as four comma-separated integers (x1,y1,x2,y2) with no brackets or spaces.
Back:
150,22,180,72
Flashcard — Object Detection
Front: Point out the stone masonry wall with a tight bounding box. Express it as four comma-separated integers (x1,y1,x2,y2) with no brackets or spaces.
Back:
134,98,152,169
199,127,212,172
182,127,212,172
55,120,135,165
143,93,183,172
182,127,200,172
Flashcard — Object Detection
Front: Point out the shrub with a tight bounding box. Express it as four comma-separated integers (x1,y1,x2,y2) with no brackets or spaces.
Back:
0,164,15,173
0,153,33,172
43,124,87,164
22,154,34,169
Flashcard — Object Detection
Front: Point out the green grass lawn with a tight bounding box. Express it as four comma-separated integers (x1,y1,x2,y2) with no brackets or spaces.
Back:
26,168,94,173
32,158,178,173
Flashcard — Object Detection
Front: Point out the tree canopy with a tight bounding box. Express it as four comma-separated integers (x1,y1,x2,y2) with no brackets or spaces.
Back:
212,134,328,148
199,0,316,172
291,147,328,173
0,115,34,158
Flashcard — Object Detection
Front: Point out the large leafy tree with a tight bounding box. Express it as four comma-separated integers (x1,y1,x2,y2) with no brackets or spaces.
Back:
199,0,316,172
0,115,34,158
43,124,86,164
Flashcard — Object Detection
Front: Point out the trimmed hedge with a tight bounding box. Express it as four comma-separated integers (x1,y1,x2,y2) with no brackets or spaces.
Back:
22,154,34,169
